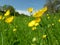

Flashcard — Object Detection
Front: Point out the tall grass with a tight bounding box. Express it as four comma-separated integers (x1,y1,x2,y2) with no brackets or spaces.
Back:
0,13,60,45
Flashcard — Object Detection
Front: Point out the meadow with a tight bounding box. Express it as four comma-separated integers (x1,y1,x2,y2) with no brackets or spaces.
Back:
0,7,60,45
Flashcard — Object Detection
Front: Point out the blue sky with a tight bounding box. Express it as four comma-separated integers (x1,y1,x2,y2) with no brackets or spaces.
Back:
0,0,46,10
0,0,46,15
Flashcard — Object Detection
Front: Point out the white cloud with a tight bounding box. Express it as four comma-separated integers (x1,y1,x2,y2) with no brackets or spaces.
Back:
16,10,30,16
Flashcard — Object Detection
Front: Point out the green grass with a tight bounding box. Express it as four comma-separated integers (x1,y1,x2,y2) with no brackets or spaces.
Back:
0,13,60,45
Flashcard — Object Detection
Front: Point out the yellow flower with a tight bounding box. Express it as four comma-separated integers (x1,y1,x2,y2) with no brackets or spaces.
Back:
58,19,60,22
42,35,47,39
4,10,10,16
47,16,50,19
28,18,41,27
27,8,33,13
0,15,2,20
5,16,14,23
47,14,49,16
13,28,17,32
35,18,41,23
28,20,36,27
33,11,42,17
32,27,36,30
42,6,47,12
33,6,47,17
32,37,37,42
52,23,54,26
35,23,39,26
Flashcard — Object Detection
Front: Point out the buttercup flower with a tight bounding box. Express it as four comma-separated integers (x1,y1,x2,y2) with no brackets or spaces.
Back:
42,35,47,39
58,19,60,22
13,28,17,32
27,8,33,13
34,23,39,26
52,23,54,26
4,10,10,16
32,27,36,30
35,18,41,23
33,11,42,17
47,14,49,16
47,16,50,19
28,20,36,27
42,6,47,12
33,6,47,17
5,16,14,23
32,37,37,42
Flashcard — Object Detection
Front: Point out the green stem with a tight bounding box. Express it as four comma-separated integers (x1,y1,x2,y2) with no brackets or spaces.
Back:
1,32,3,45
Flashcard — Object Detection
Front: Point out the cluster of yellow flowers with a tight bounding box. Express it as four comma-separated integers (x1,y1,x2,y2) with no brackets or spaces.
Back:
33,6,47,18
28,7,47,30
28,18,41,27
0,10,14,23
28,18,41,30
0,10,16,32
